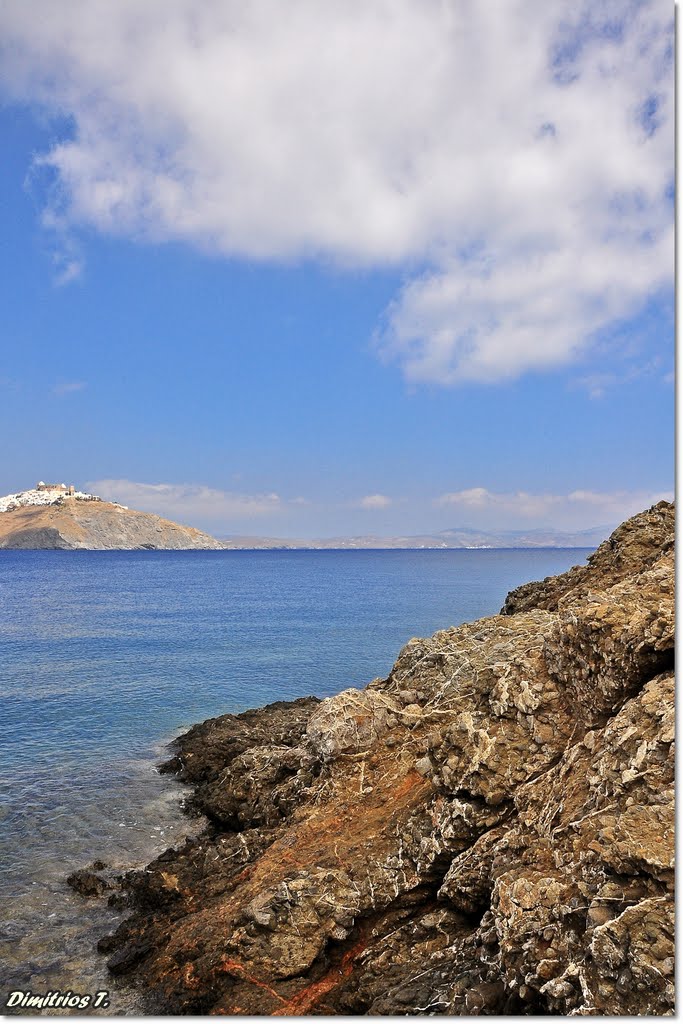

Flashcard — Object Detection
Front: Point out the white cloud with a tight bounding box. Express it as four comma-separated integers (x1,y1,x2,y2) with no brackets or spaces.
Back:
83,479,672,534
53,379,86,396
53,255,83,286
355,494,393,510
434,486,673,529
40,207,85,285
573,356,666,399
86,478,283,526
0,0,673,383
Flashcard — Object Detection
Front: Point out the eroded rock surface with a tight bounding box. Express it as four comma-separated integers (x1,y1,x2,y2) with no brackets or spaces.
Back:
502,500,674,614
92,501,674,1015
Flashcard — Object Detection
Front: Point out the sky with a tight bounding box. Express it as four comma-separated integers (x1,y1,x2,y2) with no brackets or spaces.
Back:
0,0,674,537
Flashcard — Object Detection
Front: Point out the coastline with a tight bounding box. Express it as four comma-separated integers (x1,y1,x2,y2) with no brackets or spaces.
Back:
5,543,593,1014
61,501,674,1016
2,768,203,1018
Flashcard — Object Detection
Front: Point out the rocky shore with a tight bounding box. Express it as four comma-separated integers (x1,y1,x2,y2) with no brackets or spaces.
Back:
72,501,674,1015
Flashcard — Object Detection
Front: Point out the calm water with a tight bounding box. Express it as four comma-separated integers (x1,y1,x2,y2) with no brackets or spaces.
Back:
0,547,591,1012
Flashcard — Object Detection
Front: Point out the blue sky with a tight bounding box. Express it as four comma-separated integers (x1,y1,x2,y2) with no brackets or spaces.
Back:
0,1,674,537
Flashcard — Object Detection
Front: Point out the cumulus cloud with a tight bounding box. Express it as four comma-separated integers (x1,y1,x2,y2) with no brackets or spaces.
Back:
86,479,283,527
0,0,673,383
355,494,393,510
434,486,673,529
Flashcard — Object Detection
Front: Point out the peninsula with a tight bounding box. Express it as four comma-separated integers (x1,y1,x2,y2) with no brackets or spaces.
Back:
0,483,223,550
72,500,674,1015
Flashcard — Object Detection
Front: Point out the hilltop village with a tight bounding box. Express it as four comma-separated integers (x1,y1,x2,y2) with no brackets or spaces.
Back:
0,481,111,514
0,482,223,550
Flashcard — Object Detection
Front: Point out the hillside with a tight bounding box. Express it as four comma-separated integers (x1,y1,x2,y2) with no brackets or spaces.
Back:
72,500,674,1015
0,486,223,550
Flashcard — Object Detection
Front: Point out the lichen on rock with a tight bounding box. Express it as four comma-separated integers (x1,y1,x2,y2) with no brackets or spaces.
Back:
81,501,673,1015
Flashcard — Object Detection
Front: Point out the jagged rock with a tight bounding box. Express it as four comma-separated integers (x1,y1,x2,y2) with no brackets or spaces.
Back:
196,744,321,828
66,862,117,897
306,687,402,760
502,499,674,614
159,697,320,781
76,501,674,1015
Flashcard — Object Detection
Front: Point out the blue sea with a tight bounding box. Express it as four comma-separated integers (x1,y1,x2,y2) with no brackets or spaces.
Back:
0,547,592,1011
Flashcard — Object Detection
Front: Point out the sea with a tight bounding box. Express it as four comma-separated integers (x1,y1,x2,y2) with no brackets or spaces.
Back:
0,547,593,1013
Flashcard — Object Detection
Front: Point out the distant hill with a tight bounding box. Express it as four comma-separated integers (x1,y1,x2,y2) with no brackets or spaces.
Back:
220,525,611,550
0,485,223,550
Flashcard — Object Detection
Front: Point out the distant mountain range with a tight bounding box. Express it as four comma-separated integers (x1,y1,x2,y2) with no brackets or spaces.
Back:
220,524,611,550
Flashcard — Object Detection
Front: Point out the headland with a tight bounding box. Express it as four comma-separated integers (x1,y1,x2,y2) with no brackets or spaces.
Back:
68,501,674,1015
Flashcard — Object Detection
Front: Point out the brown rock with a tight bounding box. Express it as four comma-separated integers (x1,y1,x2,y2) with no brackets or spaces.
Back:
73,502,674,1015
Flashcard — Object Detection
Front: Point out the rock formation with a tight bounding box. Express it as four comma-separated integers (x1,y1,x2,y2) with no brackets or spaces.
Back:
0,488,223,549
81,501,674,1014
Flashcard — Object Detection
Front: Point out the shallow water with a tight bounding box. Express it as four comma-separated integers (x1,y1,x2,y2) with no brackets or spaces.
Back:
0,547,592,1013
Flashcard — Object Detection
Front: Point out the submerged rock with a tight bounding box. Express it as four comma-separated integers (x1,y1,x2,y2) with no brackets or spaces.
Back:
85,501,674,1015
66,862,116,898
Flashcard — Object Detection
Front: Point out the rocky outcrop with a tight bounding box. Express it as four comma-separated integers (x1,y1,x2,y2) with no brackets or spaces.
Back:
0,497,223,550
502,500,674,614
88,501,674,1015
